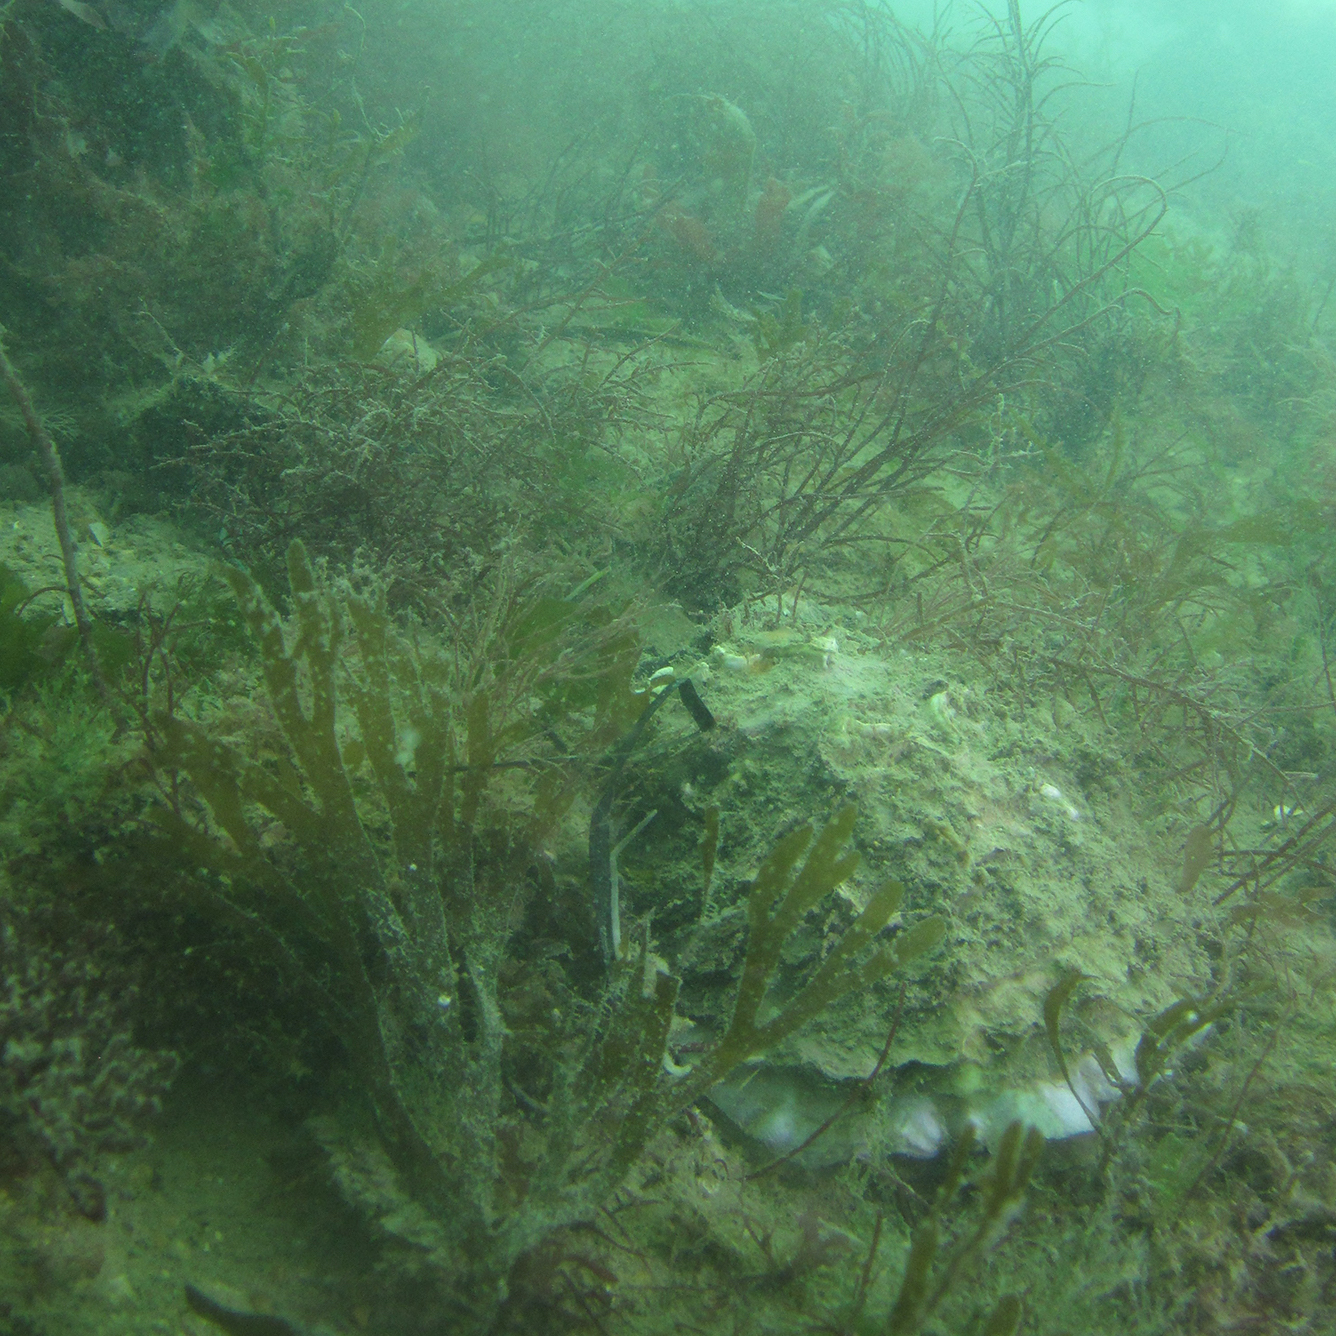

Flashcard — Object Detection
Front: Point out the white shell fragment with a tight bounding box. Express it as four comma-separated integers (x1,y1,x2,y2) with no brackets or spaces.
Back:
713,649,752,672
1039,781,1082,821
886,1096,946,1159
810,634,838,667
378,328,439,371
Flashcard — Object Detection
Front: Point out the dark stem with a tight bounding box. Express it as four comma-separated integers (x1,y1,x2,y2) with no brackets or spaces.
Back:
0,328,111,705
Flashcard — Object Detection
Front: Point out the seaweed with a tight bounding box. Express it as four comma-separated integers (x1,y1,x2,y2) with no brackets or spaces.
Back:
681,805,945,1094
183,318,660,608
845,1119,1044,1336
0,562,75,692
149,541,946,1332
751,287,813,360
0,561,132,699
0,333,108,702
650,0,1168,611
589,676,713,964
345,249,510,362
1042,967,1238,1179
700,803,720,901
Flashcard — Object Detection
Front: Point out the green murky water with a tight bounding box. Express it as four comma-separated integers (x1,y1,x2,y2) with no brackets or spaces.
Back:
2,3,1334,1332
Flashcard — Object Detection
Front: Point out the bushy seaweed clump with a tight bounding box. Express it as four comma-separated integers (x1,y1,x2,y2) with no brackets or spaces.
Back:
147,540,944,1331
180,336,659,606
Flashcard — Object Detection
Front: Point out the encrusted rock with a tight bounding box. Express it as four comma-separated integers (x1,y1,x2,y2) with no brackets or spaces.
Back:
0,905,178,1218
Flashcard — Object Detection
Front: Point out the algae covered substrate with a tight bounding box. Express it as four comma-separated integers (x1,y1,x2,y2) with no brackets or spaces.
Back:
2,2,1335,1334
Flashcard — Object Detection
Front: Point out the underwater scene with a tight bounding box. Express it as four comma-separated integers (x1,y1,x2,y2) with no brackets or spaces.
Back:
2,0,1335,1331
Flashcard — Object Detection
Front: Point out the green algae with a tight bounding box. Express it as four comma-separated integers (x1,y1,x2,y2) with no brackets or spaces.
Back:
0,0,1334,1333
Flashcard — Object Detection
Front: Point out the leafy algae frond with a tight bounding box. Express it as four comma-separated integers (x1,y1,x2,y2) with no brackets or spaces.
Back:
684,804,946,1095
150,540,947,1330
